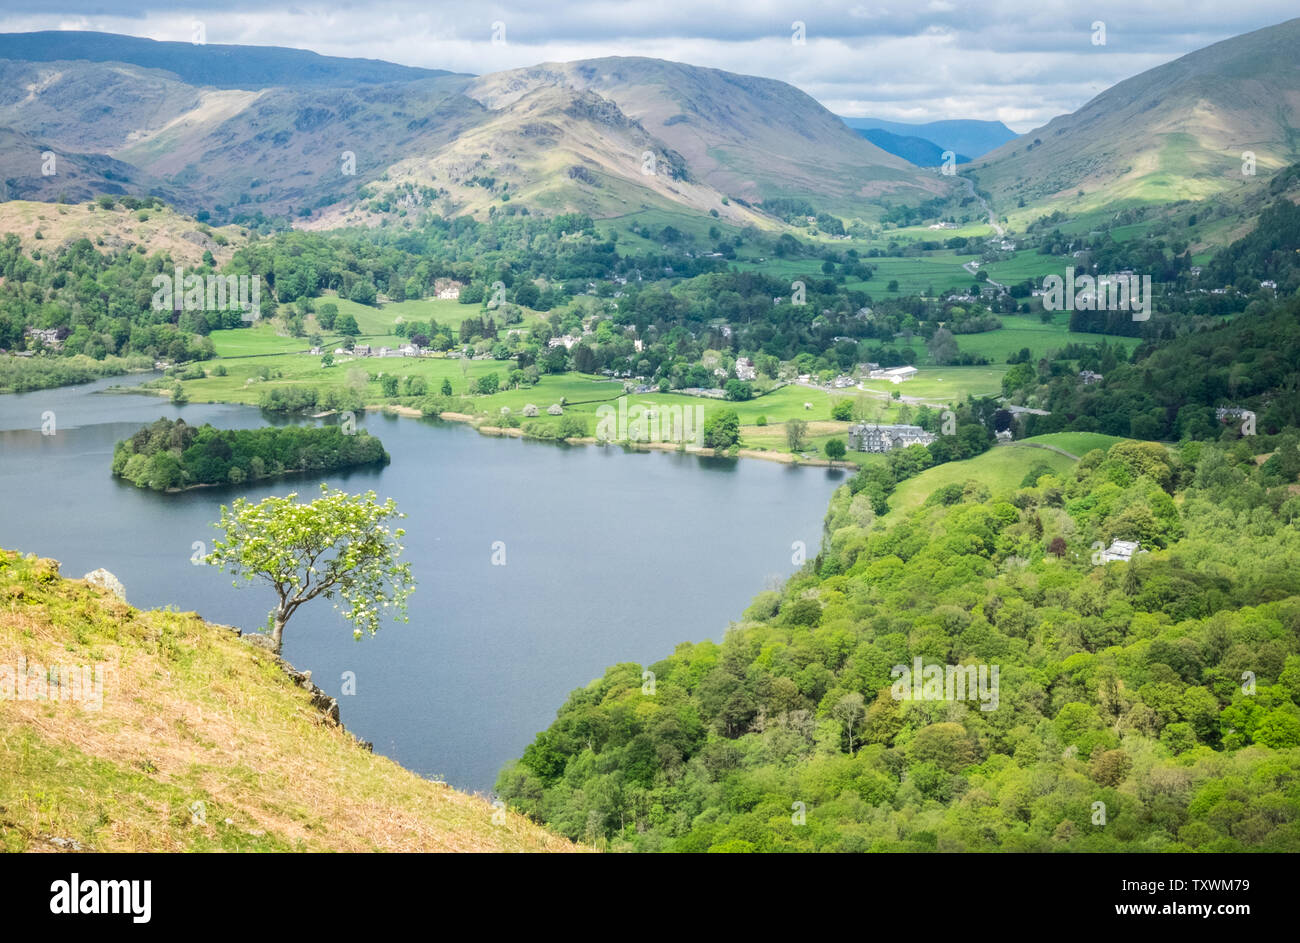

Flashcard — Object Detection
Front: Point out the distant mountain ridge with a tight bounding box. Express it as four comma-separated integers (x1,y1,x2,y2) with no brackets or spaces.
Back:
0,33,946,224
0,30,453,88
840,116,1017,160
855,128,971,167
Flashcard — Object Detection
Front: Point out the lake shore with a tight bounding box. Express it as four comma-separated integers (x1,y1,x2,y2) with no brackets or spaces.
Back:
365,402,849,469
93,382,855,473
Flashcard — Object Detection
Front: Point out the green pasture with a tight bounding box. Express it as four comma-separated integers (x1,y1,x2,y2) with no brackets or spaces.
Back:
858,365,1008,404
943,315,1141,363
881,443,1078,522
1020,431,1129,458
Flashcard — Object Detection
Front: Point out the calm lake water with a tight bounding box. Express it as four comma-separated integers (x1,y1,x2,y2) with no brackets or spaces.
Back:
0,375,844,792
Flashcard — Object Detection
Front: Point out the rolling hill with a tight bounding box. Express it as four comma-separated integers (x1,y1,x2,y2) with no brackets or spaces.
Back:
0,30,451,88
970,16,1300,216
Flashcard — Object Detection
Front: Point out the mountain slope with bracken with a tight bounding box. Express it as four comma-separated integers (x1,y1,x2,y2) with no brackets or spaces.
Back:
970,17,1300,216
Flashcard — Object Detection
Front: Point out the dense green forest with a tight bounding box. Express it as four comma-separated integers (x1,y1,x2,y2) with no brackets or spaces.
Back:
1010,294,1300,440
499,439,1300,850
111,417,389,491
0,227,232,363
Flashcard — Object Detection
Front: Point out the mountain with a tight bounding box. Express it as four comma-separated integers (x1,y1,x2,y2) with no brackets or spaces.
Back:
0,30,450,88
0,34,948,225
0,549,579,851
466,59,943,218
0,127,168,204
855,127,970,167
970,17,1300,214
841,117,1017,160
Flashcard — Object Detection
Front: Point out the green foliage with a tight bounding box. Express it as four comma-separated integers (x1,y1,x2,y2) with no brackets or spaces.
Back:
206,485,413,653
111,417,388,491
703,408,740,449
724,379,753,401
0,353,152,394
786,418,808,451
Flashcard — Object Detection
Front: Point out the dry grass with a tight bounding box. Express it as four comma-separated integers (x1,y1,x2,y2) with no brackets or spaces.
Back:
0,549,580,853
0,201,245,268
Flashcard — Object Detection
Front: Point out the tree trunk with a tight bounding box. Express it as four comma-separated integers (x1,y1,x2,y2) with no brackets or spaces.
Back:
271,610,287,654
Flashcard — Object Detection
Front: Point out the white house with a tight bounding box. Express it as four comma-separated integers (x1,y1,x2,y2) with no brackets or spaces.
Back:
1100,540,1141,563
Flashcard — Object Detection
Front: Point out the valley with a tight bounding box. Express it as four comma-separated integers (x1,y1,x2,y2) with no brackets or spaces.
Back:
2,12,1300,862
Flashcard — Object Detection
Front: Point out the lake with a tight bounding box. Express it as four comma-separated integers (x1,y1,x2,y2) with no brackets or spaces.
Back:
0,375,844,792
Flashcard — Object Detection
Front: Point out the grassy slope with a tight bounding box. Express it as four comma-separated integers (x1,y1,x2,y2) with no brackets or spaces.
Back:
881,439,1078,522
970,19,1300,227
880,432,1134,522
0,550,577,852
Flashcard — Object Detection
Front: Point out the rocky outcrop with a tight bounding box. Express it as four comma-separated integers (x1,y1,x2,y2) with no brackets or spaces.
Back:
245,640,371,749
82,567,126,601
283,667,342,726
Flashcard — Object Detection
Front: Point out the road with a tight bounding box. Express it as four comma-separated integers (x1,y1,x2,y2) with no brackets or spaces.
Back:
957,174,1004,237
962,258,1008,291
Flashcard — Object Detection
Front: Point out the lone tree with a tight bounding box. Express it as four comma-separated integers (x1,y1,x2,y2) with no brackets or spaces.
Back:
824,437,847,466
207,485,414,654
786,417,808,452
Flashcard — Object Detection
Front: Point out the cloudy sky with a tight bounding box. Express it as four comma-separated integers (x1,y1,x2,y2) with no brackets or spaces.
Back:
0,1,1295,131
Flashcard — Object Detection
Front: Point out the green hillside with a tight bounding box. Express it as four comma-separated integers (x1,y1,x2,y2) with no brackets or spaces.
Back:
971,18,1300,219
0,550,578,852
501,439,1300,851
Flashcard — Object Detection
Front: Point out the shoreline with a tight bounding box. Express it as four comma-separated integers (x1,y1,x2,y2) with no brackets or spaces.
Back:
83,384,856,473
366,403,850,469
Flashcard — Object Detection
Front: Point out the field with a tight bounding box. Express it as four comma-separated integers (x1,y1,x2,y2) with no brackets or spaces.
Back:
858,365,1007,403
1022,430,1129,458
208,289,547,358
938,313,1141,364
174,225,1145,466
